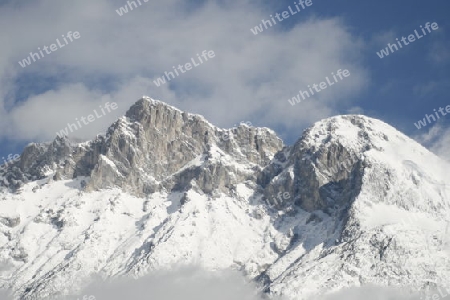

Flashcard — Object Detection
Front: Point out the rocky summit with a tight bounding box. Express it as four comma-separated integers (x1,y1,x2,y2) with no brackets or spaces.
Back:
0,97,449,299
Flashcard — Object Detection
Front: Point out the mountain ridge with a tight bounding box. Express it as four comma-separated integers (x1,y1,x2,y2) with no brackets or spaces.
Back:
0,96,449,300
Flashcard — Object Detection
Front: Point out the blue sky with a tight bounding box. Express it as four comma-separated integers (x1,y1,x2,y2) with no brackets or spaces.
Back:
0,0,449,163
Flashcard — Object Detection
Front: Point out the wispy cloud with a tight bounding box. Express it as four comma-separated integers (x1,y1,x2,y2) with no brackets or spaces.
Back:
414,123,450,161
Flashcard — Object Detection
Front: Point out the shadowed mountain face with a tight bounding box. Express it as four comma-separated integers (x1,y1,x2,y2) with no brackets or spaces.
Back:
0,97,449,300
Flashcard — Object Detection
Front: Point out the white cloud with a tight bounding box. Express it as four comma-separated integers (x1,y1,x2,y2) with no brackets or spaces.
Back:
0,260,13,300
319,285,421,300
0,290,12,300
428,127,450,162
0,0,368,143
0,264,434,300
413,124,450,162
63,267,428,300
0,261,433,299
65,267,273,300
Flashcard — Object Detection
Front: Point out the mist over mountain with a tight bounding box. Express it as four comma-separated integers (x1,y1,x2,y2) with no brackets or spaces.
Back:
0,97,449,300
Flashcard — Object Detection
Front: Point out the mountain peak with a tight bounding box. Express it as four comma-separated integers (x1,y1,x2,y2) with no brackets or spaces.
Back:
125,96,218,131
301,113,436,161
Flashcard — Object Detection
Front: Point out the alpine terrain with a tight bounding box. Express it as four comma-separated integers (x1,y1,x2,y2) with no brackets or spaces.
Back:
0,96,449,299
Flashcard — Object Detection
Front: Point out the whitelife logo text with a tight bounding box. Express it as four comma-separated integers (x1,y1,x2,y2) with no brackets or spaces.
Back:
288,69,351,106
376,22,439,59
115,0,149,16
153,50,216,87
250,0,313,35
56,102,118,138
413,104,450,129
18,31,81,68
0,154,21,171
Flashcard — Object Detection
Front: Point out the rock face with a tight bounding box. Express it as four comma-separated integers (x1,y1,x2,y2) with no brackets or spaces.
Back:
87,98,283,196
0,97,449,300
0,97,283,197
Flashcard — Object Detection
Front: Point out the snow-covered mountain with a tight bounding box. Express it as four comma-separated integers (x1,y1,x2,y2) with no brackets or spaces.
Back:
0,97,449,299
